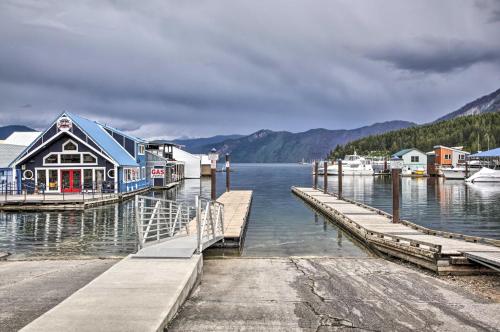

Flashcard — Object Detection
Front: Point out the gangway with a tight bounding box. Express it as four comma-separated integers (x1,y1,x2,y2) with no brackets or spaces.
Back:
133,195,225,258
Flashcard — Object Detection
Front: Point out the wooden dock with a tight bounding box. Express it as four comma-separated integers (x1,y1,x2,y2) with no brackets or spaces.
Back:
292,187,500,275
185,190,253,248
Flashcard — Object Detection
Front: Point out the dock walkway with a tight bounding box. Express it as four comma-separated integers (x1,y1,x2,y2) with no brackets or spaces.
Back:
21,190,252,332
292,187,500,274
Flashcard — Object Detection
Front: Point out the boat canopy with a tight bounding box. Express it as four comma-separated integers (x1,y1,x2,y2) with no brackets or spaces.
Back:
470,147,500,158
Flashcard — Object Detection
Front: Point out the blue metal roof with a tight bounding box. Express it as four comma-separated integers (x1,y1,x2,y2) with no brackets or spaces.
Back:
65,113,139,166
392,148,422,158
470,147,500,158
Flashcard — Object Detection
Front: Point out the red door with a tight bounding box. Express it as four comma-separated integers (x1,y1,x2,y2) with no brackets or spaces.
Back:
61,170,82,193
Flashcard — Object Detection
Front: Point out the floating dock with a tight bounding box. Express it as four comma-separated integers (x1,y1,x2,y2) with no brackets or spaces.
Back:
0,185,177,211
21,190,252,331
292,187,500,275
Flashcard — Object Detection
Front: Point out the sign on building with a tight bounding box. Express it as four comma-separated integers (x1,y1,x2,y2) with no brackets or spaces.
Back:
150,168,165,178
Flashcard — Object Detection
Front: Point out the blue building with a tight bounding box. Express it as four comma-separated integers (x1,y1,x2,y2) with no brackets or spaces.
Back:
10,112,149,194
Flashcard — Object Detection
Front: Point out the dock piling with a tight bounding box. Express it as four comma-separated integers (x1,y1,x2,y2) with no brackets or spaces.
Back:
338,158,342,198
323,161,328,194
391,168,400,223
313,161,318,189
225,154,231,192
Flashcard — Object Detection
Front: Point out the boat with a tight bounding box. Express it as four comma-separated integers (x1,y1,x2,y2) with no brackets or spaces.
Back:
442,161,483,180
366,156,387,174
465,167,500,183
324,154,374,176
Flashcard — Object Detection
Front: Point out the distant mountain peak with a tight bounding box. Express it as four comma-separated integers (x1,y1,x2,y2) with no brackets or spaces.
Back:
436,87,500,122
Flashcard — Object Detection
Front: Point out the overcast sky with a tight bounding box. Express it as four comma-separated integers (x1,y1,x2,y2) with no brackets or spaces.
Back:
0,0,499,139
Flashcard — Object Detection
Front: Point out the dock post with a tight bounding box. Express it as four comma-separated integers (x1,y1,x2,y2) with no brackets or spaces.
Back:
391,168,400,223
225,153,230,192
384,158,388,173
323,161,328,194
209,148,218,201
338,159,342,198
465,160,469,178
313,161,318,189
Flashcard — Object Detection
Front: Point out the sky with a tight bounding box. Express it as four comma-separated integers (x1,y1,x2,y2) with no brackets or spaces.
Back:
0,0,499,139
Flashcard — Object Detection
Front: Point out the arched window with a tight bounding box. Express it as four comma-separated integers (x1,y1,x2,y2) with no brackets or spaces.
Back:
83,154,97,164
44,154,58,164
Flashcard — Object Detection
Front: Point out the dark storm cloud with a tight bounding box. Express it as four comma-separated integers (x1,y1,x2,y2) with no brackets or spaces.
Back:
367,38,500,73
0,0,499,138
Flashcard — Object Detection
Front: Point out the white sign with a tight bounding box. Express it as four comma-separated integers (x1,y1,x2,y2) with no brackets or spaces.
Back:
57,117,73,131
151,168,165,178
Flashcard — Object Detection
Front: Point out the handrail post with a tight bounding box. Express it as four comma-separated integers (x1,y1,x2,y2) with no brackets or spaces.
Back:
196,195,202,254
135,195,143,250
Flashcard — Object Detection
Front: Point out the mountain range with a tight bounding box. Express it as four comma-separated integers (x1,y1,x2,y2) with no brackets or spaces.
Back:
174,87,500,162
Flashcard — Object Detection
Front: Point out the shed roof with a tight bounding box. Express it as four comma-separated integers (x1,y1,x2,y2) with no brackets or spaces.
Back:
392,148,424,158
4,132,41,146
0,144,26,168
470,147,500,158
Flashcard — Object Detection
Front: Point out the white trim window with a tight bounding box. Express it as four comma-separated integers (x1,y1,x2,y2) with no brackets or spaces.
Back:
62,139,78,151
124,167,140,183
138,144,145,155
23,170,34,180
141,167,146,179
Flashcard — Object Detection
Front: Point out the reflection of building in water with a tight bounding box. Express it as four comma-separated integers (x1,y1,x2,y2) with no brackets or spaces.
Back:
0,203,137,257
401,177,427,210
434,177,467,211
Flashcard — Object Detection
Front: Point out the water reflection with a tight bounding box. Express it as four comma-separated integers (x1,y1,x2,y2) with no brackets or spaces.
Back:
1,164,499,258
323,175,500,239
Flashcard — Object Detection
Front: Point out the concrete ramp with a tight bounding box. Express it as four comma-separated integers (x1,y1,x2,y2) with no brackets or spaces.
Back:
21,255,203,332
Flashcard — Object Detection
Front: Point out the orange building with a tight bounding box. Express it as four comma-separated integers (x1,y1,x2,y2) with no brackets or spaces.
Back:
431,145,469,176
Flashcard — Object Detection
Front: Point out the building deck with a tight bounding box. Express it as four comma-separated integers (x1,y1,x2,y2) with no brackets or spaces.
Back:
0,186,161,211
292,187,500,275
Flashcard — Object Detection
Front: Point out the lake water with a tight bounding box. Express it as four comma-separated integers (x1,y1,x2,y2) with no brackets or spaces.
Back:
1,164,499,258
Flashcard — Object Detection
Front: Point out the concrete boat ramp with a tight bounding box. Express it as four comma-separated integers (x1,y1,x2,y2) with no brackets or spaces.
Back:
292,187,500,275
21,190,252,332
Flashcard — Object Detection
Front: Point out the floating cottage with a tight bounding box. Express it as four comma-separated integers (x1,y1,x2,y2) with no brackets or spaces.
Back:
10,112,149,194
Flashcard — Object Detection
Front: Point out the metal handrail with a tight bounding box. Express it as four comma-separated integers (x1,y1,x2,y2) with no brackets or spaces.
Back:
135,195,225,253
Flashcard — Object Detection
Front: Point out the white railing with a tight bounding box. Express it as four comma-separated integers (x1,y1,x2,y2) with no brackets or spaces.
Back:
135,195,194,248
135,195,224,252
195,196,225,252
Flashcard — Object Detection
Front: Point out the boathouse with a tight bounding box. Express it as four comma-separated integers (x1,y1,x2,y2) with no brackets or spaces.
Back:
10,112,149,194
392,148,427,175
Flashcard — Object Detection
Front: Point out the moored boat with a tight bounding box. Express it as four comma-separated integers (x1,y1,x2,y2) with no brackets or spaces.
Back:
465,167,500,183
326,154,374,176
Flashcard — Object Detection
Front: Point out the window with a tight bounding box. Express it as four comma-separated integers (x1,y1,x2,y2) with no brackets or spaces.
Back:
83,154,97,164
60,154,81,163
459,154,465,160
141,167,146,179
44,154,58,164
83,169,93,190
36,170,46,188
124,167,139,182
138,144,145,155
48,170,58,190
444,154,451,160
107,169,115,179
410,156,419,163
23,170,33,179
63,140,78,151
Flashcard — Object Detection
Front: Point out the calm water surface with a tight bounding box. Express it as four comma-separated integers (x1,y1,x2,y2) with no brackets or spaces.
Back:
1,164,499,258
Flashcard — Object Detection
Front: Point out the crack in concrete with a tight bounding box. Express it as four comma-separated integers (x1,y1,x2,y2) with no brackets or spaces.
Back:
290,258,381,332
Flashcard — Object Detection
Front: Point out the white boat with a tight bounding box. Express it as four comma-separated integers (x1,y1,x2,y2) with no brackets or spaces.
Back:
442,161,483,180
326,154,374,176
465,167,500,183
366,156,387,174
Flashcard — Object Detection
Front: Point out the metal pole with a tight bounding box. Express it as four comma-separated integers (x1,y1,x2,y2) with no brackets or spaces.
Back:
211,161,216,200
196,195,201,253
392,168,400,223
225,154,230,192
323,161,328,194
338,158,342,199
313,161,318,189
